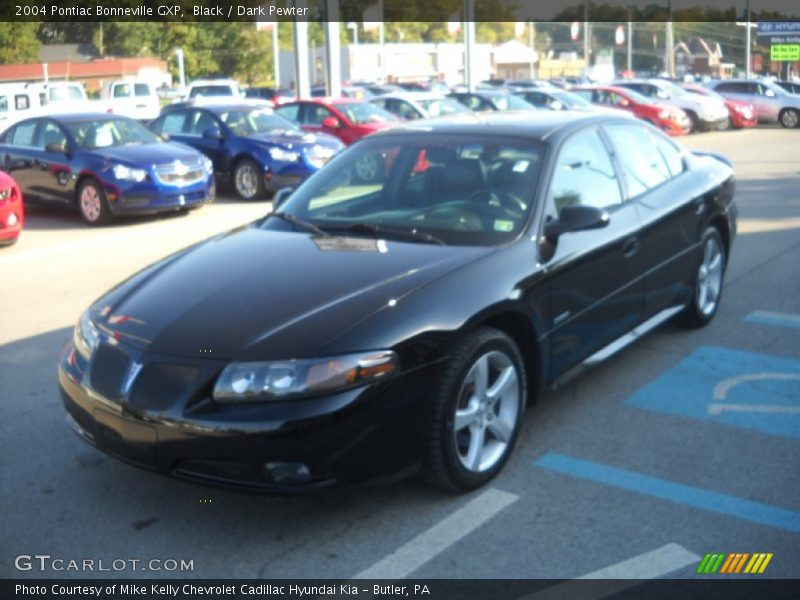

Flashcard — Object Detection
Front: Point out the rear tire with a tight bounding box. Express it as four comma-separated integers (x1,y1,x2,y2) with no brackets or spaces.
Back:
425,327,526,492
685,111,700,133
77,178,112,226
677,227,726,328
779,108,799,129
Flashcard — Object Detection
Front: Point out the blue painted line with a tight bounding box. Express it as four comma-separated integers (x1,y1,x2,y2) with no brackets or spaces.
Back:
535,452,800,534
625,345,800,440
745,310,800,331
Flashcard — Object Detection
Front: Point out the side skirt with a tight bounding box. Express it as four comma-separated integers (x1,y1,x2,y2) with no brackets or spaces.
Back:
551,305,685,390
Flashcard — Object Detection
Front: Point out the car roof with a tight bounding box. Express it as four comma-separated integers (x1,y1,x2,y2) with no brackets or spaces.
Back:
286,97,364,106
163,101,272,113
48,113,127,123
373,92,446,101
368,111,630,142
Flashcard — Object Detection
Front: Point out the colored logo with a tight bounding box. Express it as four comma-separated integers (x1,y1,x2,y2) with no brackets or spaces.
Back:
697,553,773,574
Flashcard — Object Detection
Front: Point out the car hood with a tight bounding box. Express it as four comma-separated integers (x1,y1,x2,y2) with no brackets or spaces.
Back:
669,92,725,111
88,142,202,166
92,226,491,360
245,129,342,149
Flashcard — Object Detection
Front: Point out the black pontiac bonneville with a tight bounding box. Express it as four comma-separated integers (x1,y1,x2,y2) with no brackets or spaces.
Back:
59,112,736,492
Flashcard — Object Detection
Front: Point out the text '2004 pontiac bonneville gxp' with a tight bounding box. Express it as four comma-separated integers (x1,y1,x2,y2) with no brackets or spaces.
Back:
59,112,736,492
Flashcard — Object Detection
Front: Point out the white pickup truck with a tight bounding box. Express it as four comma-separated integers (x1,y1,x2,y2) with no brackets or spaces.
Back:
100,80,161,121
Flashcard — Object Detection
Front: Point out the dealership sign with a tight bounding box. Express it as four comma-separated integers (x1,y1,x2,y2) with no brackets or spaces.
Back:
757,21,800,36
770,45,800,61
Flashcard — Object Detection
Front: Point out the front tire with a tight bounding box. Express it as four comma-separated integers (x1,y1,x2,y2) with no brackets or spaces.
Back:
232,158,265,200
779,108,799,129
678,227,726,328
77,179,112,226
425,327,526,492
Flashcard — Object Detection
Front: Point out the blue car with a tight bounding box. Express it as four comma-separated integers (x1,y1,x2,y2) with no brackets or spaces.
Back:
150,102,345,199
0,114,215,225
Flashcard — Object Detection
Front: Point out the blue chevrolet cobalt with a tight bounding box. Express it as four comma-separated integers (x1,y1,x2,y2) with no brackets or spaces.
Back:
0,114,215,225
150,102,344,199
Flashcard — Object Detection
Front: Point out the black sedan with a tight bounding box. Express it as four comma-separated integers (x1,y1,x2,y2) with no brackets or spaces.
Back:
59,112,736,492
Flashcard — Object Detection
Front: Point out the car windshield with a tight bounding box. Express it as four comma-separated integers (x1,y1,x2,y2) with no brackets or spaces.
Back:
492,94,536,110
218,108,300,136
555,92,592,107
64,117,162,149
615,87,650,104
333,102,398,124
50,86,84,101
762,81,789,96
417,98,470,116
190,85,236,97
271,135,545,247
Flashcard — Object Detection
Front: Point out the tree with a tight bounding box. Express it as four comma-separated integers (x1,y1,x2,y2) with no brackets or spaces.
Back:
0,23,41,64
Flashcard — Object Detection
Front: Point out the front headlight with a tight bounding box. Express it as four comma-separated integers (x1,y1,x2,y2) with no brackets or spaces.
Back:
202,156,214,175
213,350,399,403
0,188,13,201
74,311,100,359
268,147,300,162
112,164,148,182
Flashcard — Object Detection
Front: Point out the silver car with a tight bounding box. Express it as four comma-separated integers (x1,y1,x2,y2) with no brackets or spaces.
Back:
370,92,471,120
614,79,730,132
708,79,800,128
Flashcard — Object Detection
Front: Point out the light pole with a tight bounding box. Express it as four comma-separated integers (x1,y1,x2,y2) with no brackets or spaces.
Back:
174,48,185,90
665,0,674,78
347,22,358,45
583,1,590,78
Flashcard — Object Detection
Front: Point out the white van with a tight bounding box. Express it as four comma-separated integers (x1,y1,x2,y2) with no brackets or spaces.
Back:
0,84,42,133
101,80,160,121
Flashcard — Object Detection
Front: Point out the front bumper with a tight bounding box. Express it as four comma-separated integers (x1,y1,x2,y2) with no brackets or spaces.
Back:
104,175,216,216
58,340,433,491
697,114,730,131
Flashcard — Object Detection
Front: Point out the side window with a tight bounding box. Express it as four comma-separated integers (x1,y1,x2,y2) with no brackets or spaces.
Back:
159,112,188,135
15,95,30,110
393,100,418,120
113,84,132,98
371,98,385,109
304,105,332,126
40,121,68,152
10,121,38,147
134,83,151,97
604,124,671,198
571,90,592,102
652,134,684,178
549,129,622,215
186,110,218,135
276,104,300,122
0,95,8,113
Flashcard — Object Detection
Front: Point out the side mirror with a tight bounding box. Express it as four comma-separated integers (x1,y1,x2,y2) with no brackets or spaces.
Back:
273,187,294,210
202,126,224,140
321,116,340,129
544,205,610,241
159,132,170,141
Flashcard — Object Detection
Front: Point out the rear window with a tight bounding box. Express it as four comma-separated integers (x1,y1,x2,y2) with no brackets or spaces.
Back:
134,83,151,97
189,85,235,98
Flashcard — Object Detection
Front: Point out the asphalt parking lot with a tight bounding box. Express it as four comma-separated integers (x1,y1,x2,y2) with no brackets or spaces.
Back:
1,127,798,582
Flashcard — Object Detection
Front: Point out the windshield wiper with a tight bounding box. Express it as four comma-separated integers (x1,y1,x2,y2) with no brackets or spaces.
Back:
267,211,330,237
321,222,446,246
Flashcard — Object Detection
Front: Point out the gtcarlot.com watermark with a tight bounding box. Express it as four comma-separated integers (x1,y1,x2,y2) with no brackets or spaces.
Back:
14,554,194,573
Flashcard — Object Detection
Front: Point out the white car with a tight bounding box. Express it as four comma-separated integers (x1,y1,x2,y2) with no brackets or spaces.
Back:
614,79,729,132
369,92,471,120
0,83,42,133
100,80,160,121
183,79,244,102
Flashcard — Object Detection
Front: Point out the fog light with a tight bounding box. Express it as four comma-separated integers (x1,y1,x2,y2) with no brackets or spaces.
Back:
264,462,311,485
7,212,18,227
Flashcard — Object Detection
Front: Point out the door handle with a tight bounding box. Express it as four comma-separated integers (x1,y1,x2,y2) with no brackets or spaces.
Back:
622,236,640,258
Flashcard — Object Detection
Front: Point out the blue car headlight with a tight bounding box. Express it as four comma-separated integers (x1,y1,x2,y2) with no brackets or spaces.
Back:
74,310,100,359
213,351,399,403
202,156,214,175
268,147,300,162
112,164,148,182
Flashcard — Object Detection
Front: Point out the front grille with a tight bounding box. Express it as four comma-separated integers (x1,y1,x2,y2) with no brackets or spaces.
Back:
129,363,199,411
164,190,206,204
90,344,130,401
154,159,205,186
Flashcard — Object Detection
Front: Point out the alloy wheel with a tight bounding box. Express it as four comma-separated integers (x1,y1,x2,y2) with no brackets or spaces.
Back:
452,351,521,473
696,235,724,317
235,162,259,198
80,185,101,222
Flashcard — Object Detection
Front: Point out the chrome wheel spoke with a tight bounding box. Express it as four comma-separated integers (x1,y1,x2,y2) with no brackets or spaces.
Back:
454,402,480,431
464,424,485,471
471,355,489,398
487,367,515,401
486,417,512,443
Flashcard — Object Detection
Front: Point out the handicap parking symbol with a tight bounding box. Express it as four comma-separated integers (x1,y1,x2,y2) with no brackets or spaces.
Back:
626,346,800,439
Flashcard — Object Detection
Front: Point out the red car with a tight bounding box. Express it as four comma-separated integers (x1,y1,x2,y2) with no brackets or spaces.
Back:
276,98,399,145
571,85,691,136
0,170,23,247
683,83,757,129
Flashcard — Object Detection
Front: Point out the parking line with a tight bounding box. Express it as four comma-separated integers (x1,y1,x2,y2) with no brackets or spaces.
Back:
534,452,800,533
352,487,519,580
745,310,800,330
519,543,699,600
